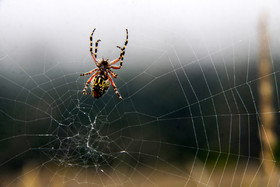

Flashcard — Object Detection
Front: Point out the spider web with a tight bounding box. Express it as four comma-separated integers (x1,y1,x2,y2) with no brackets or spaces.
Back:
1,0,280,186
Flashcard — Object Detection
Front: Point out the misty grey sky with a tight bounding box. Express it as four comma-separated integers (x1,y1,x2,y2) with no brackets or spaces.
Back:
0,0,280,69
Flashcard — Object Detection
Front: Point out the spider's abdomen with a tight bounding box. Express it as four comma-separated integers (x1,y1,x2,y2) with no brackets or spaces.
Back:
91,75,110,98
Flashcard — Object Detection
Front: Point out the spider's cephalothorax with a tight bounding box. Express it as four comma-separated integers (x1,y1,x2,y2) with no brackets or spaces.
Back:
80,28,128,100
98,58,110,71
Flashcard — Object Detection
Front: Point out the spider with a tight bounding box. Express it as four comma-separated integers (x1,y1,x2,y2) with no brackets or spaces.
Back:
80,28,128,100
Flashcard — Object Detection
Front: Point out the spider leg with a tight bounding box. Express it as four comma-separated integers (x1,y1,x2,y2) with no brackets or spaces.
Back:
109,57,120,65
111,65,121,69
94,39,101,59
82,71,98,95
109,29,128,67
108,70,118,78
90,28,101,65
107,74,122,100
80,68,98,76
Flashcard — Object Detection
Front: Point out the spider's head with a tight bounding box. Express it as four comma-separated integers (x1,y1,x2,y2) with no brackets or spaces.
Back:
100,58,109,65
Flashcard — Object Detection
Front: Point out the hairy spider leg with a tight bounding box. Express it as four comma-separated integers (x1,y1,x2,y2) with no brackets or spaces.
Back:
94,39,101,59
117,29,128,67
108,70,118,78
80,68,98,76
107,75,122,100
89,28,99,65
109,29,128,68
82,71,99,94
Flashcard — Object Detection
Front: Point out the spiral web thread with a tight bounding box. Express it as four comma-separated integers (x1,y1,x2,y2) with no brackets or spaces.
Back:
1,18,280,186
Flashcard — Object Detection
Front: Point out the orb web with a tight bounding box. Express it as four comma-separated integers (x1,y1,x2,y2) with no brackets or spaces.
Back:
1,1,280,186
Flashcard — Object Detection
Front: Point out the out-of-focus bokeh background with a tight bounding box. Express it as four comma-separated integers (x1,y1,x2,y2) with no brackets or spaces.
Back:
1,0,280,186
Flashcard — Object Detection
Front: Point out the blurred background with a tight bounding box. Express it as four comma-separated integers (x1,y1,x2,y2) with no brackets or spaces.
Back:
1,0,280,186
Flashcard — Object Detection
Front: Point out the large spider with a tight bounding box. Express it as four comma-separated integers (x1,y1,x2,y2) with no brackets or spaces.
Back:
80,28,128,100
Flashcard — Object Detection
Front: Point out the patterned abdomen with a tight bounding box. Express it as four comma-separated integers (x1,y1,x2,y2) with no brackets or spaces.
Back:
91,75,110,98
